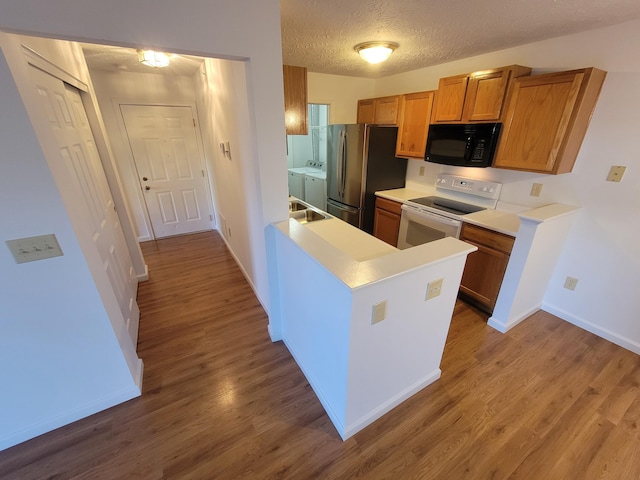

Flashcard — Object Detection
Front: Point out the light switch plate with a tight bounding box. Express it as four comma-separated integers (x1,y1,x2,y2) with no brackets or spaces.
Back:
6,234,63,264
372,300,387,324
606,165,626,182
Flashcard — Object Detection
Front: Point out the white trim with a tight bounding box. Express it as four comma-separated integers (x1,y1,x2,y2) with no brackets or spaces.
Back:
543,303,640,355
488,305,540,333
0,386,141,452
137,264,149,282
343,369,442,440
21,44,88,92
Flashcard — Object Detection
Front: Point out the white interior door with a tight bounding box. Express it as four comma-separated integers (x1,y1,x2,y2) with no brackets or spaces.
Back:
30,67,139,343
120,105,212,238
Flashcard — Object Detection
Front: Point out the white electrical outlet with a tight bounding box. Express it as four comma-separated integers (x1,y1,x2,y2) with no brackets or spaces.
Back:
372,300,387,324
419,166,425,176
564,276,579,291
6,234,63,264
530,183,543,197
426,278,443,300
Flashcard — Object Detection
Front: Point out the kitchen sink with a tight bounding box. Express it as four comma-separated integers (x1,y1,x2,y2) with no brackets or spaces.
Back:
290,209,329,224
289,200,308,212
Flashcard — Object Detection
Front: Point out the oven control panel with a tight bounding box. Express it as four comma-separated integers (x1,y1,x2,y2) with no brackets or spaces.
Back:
435,174,502,200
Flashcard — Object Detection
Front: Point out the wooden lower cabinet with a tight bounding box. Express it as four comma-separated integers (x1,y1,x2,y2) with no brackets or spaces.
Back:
459,223,515,313
373,197,402,247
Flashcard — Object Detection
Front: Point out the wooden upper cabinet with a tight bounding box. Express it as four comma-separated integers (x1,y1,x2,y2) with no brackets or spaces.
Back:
432,65,531,123
283,65,308,135
357,99,375,124
493,67,606,174
373,96,400,125
395,91,435,158
357,95,400,125
432,74,469,123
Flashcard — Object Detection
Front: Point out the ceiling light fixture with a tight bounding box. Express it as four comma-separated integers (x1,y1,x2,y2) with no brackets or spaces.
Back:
354,42,398,64
137,49,170,68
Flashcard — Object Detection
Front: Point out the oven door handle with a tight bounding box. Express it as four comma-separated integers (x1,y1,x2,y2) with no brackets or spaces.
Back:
401,204,462,227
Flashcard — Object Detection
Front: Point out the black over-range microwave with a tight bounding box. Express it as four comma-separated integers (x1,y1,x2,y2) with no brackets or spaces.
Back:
425,122,502,167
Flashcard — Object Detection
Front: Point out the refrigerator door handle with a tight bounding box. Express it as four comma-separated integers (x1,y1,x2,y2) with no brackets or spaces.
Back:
337,130,347,198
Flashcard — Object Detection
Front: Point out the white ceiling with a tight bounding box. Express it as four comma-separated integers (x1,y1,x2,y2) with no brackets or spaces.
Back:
82,0,640,79
281,0,640,78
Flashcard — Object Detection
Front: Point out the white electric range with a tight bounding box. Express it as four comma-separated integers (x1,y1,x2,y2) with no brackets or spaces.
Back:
397,174,502,249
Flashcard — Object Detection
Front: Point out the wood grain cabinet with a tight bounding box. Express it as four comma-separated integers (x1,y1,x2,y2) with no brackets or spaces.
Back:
459,223,515,313
493,67,606,174
395,91,435,159
357,95,401,125
432,65,531,123
373,197,403,247
283,65,308,135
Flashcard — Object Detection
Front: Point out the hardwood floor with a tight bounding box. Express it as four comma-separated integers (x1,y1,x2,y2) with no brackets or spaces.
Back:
1,230,639,479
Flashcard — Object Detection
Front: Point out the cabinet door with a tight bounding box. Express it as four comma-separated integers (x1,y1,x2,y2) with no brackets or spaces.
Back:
283,65,308,135
357,99,375,124
373,208,401,246
494,68,606,174
432,74,469,123
459,241,511,311
374,96,400,125
396,91,435,158
463,69,511,122
493,71,584,173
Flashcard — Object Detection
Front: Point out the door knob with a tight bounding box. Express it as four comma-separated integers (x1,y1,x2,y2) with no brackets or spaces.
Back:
142,177,148,181
145,186,150,191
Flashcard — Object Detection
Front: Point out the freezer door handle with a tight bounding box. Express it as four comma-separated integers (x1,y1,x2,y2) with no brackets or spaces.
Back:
327,198,358,214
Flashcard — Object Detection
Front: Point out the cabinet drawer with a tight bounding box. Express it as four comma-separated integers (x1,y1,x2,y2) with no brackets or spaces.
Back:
375,197,402,215
461,223,515,254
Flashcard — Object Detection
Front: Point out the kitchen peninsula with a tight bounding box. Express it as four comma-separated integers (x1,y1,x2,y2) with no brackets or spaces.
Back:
266,210,476,440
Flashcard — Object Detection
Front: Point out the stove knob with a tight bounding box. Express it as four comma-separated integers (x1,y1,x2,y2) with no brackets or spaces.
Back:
489,188,495,193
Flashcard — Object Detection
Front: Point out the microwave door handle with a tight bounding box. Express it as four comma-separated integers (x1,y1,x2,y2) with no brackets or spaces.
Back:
464,136,474,161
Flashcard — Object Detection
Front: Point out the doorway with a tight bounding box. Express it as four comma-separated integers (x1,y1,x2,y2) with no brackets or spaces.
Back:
120,104,213,239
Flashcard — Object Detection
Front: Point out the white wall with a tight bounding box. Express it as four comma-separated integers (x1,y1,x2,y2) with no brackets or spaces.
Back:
336,19,640,353
0,0,285,449
89,69,204,241
0,34,140,451
195,57,266,294
308,72,375,124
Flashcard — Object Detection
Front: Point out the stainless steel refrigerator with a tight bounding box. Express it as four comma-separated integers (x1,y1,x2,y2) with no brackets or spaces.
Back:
326,124,407,234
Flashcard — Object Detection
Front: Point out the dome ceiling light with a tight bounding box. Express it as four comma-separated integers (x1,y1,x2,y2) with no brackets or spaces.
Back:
354,42,399,64
137,49,170,68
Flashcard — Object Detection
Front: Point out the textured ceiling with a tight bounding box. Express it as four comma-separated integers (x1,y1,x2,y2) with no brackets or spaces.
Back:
81,0,640,79
281,0,640,78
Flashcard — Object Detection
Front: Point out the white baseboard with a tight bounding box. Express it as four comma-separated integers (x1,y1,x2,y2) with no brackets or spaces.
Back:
134,358,144,390
136,264,149,282
543,303,640,355
217,230,270,315
0,386,141,452
343,369,442,440
282,336,346,438
283,334,443,441
488,305,541,333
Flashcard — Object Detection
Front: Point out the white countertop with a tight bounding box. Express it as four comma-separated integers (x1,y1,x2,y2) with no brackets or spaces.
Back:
274,217,476,289
375,187,579,237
